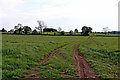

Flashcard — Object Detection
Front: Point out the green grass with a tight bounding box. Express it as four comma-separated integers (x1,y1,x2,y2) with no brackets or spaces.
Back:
38,44,79,78
2,35,68,79
93,33,120,37
2,34,119,79
78,37,119,78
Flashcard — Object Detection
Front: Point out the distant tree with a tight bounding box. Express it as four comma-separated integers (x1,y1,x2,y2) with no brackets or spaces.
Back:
43,28,57,32
102,27,110,35
23,26,32,34
2,28,5,32
69,30,73,35
81,26,92,36
14,23,23,34
8,29,14,32
54,32,56,35
60,31,65,35
2,28,7,32
18,27,23,34
14,26,18,30
32,29,38,35
35,20,46,33
58,27,62,32
74,29,78,33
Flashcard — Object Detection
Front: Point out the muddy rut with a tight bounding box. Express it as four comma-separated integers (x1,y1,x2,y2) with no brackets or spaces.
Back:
39,47,62,64
22,47,62,79
73,44,99,79
22,44,99,79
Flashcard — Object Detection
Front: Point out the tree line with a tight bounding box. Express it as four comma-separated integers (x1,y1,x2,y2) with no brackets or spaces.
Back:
1,20,111,36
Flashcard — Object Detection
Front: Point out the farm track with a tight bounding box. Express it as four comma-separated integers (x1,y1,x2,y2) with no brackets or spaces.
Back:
73,44,99,79
38,47,62,64
22,47,62,80
22,44,99,80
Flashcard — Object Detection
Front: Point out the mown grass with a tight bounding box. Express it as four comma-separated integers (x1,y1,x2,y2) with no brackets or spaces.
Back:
2,34,119,79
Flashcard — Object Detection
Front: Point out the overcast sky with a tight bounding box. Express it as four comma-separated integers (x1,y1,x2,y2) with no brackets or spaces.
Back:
0,0,119,32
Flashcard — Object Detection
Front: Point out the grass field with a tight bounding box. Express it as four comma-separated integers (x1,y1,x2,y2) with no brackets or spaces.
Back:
78,37,119,78
2,34,120,79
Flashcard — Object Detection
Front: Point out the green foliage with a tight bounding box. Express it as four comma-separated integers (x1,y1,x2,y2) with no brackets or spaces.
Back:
81,26,92,36
2,28,7,32
43,28,57,32
32,29,38,35
69,30,73,35
60,31,65,35
31,74,36,77
74,29,78,33
23,26,32,34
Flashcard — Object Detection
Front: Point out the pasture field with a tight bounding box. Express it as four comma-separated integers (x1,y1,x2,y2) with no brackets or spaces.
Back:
93,33,120,37
78,37,119,78
2,34,119,79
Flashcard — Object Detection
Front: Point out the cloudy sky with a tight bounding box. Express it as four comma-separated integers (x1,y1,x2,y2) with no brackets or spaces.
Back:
0,0,119,32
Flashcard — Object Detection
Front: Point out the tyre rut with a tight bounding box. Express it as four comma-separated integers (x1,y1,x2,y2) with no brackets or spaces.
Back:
73,44,99,79
22,46,63,79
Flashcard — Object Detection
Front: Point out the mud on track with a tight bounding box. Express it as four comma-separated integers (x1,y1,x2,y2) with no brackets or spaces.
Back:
22,47,62,79
73,44,99,79
39,47,62,64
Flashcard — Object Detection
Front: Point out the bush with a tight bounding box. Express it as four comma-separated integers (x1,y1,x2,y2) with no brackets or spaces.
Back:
60,31,65,35
31,74,36,77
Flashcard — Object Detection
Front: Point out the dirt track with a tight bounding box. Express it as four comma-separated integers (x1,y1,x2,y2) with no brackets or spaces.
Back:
22,44,99,79
73,44,99,79
39,47,62,63
22,47,62,79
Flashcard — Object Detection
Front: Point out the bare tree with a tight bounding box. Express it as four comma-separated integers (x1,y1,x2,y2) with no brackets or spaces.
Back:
35,20,46,32
102,27,110,35
58,27,62,32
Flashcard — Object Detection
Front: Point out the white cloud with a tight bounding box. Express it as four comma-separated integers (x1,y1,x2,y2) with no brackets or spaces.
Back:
0,0,119,31
0,0,24,10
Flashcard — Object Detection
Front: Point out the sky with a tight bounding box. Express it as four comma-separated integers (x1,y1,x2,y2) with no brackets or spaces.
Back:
0,0,119,32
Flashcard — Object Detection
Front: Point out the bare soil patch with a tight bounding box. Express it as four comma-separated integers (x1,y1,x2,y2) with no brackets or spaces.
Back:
73,44,99,79
39,47,62,64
